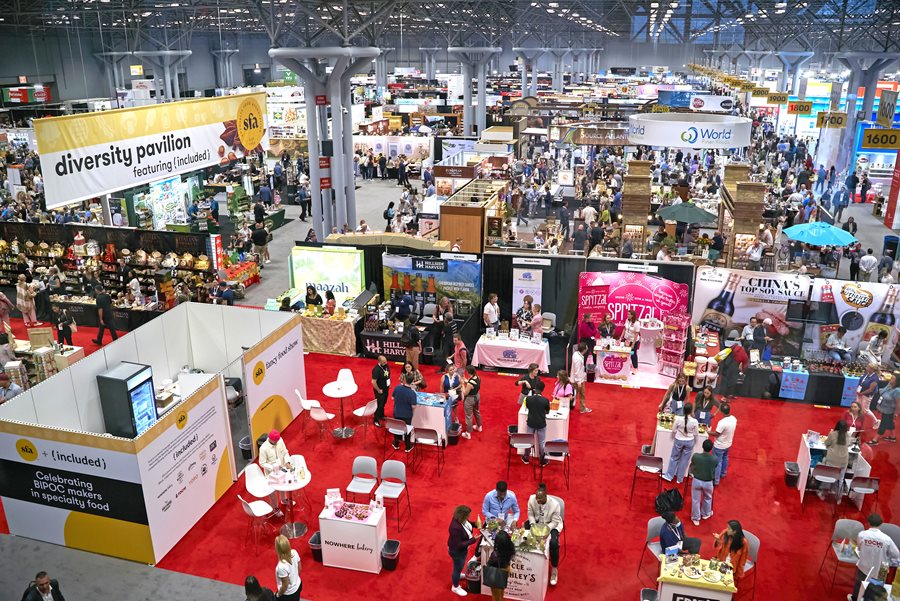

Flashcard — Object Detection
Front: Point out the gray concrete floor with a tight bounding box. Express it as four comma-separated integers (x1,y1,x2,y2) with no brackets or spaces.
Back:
0,534,245,601
828,202,897,280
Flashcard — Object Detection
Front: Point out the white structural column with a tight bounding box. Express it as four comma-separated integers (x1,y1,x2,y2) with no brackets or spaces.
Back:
421,47,440,80
374,47,394,101
513,48,547,97
775,51,814,94
132,50,192,101
447,47,501,136
212,49,239,88
269,46,380,240
94,52,129,96
834,52,900,173
744,51,770,84
549,48,569,92
570,50,582,82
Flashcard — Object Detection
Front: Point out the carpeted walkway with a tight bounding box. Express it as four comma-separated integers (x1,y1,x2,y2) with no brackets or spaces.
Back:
2,322,897,600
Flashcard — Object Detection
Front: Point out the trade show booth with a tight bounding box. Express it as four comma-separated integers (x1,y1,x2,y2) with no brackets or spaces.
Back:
0,303,306,564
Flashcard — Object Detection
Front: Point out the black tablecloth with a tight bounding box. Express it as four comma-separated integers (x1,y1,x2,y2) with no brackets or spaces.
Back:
51,301,162,332
804,372,845,406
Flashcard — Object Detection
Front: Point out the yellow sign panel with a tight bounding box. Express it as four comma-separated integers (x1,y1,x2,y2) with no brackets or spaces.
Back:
129,64,143,76
861,128,900,150
816,112,847,129
739,82,755,92
752,88,770,98
652,104,670,113
876,90,898,128
767,92,789,105
787,101,813,115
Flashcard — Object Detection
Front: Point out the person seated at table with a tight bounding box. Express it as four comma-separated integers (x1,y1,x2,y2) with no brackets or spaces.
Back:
401,361,426,391
577,312,598,355
514,363,542,405
713,520,749,579
741,317,757,344
844,400,872,437
524,484,563,586
659,373,689,414
826,326,852,362
552,370,574,410
860,330,888,366
597,313,615,339
530,303,544,335
259,430,290,475
818,420,850,499
694,386,719,426
482,481,520,525
515,295,534,332
441,363,463,424
659,511,701,555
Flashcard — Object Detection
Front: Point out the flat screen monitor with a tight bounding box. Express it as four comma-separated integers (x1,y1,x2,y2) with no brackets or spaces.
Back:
785,300,828,324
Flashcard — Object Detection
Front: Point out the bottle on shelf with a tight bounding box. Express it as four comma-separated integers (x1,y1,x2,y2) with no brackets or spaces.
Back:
413,273,425,312
700,273,740,334
389,271,401,302
862,285,897,342
425,274,437,306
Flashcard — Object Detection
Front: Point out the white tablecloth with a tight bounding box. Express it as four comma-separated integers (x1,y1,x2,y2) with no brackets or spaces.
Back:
472,336,551,372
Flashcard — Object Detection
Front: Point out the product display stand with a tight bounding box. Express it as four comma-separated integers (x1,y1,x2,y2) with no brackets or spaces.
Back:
658,314,690,378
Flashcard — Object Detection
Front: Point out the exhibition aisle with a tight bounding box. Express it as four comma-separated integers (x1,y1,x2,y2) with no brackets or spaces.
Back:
141,355,899,600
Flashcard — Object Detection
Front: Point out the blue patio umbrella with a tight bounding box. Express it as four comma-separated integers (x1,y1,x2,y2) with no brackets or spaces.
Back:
783,222,857,247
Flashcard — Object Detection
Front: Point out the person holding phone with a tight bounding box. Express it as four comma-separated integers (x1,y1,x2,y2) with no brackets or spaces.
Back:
448,505,480,597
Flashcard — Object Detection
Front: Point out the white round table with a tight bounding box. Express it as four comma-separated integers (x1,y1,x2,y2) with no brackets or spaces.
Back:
322,380,358,439
269,455,312,539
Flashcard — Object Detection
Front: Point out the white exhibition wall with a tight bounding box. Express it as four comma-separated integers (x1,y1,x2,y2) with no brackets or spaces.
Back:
0,303,297,435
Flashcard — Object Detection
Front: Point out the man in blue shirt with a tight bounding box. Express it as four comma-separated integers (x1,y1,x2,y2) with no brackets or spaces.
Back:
482,481,520,525
212,281,235,306
258,183,274,207
391,373,417,451
395,293,413,321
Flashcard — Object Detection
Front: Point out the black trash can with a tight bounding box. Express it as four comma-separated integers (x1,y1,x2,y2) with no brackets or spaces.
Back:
883,235,900,258
239,436,253,461
508,425,518,436
309,531,323,563
381,540,401,570
256,433,269,452
784,461,800,487
448,423,462,446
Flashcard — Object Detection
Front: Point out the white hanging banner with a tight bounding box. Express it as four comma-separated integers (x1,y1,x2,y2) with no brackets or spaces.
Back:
512,267,544,312
628,113,752,149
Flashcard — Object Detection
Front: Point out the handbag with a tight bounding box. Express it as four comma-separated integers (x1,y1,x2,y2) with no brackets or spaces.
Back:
482,564,509,589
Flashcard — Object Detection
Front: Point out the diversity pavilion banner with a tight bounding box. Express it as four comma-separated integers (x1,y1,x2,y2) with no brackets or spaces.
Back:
35,93,268,209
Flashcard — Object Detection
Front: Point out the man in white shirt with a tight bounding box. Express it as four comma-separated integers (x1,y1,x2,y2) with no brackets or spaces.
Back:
483,292,499,332
850,513,900,600
526,484,564,586
708,403,736,486
569,342,591,413
859,248,879,282
746,239,764,271
580,203,597,226
258,429,291,475
826,326,852,362
741,317,758,343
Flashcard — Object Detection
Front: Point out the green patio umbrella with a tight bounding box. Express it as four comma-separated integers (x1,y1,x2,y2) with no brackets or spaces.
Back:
656,202,717,224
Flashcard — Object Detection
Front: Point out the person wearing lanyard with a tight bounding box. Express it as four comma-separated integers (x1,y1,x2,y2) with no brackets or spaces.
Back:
514,363,541,405
577,312,599,355
843,401,866,439
659,373,689,415
857,364,881,416
371,355,391,428
441,364,463,425
659,511,701,554
619,310,641,373
483,292,500,333
448,505,481,597
663,402,698,484
693,387,719,426
482,481,521,525
689,440,718,526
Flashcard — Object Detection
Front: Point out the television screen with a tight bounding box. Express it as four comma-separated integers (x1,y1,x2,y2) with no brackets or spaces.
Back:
785,300,827,324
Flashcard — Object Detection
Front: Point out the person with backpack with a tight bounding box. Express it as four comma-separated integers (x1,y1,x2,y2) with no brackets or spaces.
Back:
383,201,395,231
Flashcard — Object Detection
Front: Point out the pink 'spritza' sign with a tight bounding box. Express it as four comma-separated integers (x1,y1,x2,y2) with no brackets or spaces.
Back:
578,271,690,333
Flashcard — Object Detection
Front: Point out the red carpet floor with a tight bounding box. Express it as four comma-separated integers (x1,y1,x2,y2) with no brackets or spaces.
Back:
2,320,898,600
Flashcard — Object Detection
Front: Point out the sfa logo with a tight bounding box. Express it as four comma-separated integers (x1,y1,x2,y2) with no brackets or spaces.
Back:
681,126,733,144
502,350,518,360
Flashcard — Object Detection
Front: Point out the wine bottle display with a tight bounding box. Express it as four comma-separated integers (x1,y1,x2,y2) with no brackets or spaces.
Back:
700,273,741,334
863,285,897,341
820,282,840,325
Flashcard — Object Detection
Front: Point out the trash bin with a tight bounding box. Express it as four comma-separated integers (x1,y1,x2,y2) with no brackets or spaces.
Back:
784,461,800,487
448,423,462,446
381,540,401,570
309,531,323,563
239,436,253,461
464,560,482,592
884,235,900,259
256,433,269,452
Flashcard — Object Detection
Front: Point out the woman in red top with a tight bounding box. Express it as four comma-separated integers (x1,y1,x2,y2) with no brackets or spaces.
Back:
844,400,875,442
713,520,750,579
577,313,599,355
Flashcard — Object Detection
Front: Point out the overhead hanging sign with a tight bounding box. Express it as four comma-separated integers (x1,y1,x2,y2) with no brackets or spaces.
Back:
689,95,735,113
767,92,789,105
130,64,144,76
861,128,900,150
877,90,898,128
816,111,847,129
787,101,813,115
35,92,268,209
627,113,752,149
751,88,770,98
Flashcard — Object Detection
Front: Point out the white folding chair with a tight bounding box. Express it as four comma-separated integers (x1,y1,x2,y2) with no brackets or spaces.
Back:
238,494,276,546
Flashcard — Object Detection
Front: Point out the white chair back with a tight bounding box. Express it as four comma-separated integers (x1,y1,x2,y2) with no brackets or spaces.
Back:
244,463,270,496
238,495,256,517
381,459,407,484
338,368,355,384
743,529,761,563
646,516,665,543
310,406,331,421
296,388,321,411
352,456,378,479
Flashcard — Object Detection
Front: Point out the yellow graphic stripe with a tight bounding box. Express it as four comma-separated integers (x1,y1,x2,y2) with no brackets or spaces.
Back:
34,93,266,155
64,512,156,564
